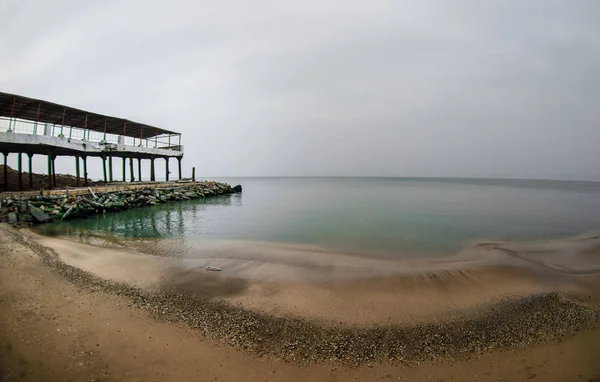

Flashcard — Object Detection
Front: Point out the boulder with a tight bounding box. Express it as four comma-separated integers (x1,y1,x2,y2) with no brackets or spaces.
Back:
232,184,242,193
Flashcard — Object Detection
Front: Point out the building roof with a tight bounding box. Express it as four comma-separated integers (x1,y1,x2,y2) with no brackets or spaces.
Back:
0,91,179,139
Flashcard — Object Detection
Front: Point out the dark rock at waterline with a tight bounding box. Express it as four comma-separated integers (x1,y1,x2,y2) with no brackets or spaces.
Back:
232,185,242,193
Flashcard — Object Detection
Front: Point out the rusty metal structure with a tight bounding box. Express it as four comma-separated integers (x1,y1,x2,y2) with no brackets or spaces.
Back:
0,91,184,190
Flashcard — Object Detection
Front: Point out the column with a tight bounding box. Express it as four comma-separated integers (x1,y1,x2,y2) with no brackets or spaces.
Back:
150,158,155,181
102,156,108,183
122,157,126,182
2,153,8,191
165,157,169,182
108,156,113,182
47,154,52,189
28,153,34,188
129,157,135,182
75,156,80,187
177,157,182,180
82,156,88,186
51,156,56,189
17,153,22,191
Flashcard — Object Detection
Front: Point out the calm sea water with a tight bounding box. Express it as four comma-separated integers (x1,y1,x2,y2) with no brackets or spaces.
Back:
37,178,600,258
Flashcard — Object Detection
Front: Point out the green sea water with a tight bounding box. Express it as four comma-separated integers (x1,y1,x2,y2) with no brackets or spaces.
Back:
36,177,600,258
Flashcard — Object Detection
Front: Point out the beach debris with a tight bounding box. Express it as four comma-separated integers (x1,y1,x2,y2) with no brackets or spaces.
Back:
205,266,222,272
28,202,52,223
88,187,97,199
0,181,238,224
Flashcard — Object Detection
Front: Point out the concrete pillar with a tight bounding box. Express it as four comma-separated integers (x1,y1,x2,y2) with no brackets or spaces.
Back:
108,156,113,183
121,157,127,182
83,156,88,186
17,153,22,191
47,154,52,189
129,157,135,182
51,156,56,188
102,156,108,183
165,157,169,182
27,153,33,189
2,153,7,191
177,157,182,180
137,158,142,182
75,156,80,187
150,158,155,181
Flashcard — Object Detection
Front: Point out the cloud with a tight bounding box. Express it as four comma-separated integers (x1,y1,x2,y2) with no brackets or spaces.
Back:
1,0,599,180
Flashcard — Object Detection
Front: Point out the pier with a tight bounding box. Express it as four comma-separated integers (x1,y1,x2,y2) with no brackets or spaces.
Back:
0,91,184,191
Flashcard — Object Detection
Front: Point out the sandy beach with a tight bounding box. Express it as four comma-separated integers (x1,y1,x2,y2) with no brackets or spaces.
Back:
2,224,600,381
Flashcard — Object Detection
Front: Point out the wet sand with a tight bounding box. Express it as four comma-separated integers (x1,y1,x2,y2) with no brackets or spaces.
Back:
2,225,600,380
25,228,600,325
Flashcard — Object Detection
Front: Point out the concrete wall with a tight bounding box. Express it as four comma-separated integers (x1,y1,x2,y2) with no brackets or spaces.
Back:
0,181,197,199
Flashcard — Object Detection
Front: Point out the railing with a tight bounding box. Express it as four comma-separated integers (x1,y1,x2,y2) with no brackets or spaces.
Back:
0,117,182,151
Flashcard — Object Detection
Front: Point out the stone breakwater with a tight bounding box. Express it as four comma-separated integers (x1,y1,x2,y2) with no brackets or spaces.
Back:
0,181,241,224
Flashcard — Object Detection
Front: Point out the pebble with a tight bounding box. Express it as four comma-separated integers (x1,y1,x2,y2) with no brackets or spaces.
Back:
23,230,600,366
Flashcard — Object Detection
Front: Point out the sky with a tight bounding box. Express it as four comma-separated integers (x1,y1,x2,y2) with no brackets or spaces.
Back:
1,0,599,181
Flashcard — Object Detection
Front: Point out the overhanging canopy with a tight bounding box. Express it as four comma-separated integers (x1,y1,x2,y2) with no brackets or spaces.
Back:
0,91,179,139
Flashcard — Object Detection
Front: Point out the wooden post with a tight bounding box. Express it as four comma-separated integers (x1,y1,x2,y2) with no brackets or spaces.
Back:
177,157,182,180
108,156,113,182
102,156,107,183
47,154,52,189
83,156,88,186
137,158,142,182
129,157,134,182
28,153,33,188
75,156,80,187
2,153,7,191
150,158,155,181
122,157,126,182
17,153,22,191
192,167,195,182
165,157,169,182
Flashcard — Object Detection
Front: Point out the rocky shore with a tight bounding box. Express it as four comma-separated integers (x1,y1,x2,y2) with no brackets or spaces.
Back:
0,181,241,224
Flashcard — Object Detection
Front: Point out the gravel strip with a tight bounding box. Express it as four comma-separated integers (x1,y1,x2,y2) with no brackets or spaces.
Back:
11,228,600,366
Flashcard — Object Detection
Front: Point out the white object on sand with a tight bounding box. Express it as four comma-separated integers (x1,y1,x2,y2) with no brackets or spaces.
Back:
205,266,222,272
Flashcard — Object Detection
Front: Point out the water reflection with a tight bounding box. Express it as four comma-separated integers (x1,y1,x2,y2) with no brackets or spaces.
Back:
36,194,239,242
35,178,600,259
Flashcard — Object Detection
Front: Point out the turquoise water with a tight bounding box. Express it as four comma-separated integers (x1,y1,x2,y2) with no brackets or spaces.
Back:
37,178,600,258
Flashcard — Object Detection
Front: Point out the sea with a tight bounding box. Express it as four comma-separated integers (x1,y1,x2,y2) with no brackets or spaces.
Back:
35,177,600,259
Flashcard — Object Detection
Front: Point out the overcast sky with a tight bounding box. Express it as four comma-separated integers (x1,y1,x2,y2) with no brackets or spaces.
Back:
1,0,599,180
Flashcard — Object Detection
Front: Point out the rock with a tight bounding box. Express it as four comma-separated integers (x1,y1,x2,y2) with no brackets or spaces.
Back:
1,181,242,223
205,266,222,272
7,212,18,224
28,202,52,223
232,185,242,193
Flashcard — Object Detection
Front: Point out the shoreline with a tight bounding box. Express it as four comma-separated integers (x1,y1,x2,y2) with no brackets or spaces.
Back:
2,224,600,380
25,227,600,325
9,226,600,361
